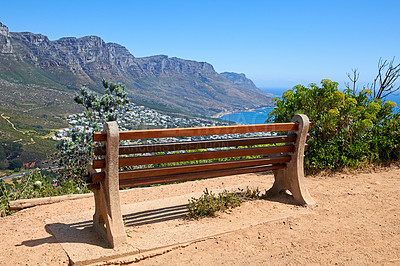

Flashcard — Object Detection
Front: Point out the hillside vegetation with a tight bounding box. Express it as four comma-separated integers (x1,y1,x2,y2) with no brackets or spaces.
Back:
269,79,399,173
0,22,272,118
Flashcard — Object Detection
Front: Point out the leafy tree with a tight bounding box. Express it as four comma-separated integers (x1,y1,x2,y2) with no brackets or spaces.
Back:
0,141,23,161
54,80,130,180
8,160,22,171
268,79,398,173
0,161,7,170
74,79,130,125
0,147,6,162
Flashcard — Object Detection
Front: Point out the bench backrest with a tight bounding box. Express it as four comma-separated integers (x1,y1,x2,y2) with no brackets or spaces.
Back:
88,122,301,189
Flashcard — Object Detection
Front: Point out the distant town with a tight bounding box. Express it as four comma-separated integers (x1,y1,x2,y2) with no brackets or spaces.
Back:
53,103,272,145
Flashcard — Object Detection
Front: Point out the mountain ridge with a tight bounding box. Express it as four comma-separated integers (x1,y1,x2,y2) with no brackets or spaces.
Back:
0,22,272,117
220,72,274,97
0,22,274,164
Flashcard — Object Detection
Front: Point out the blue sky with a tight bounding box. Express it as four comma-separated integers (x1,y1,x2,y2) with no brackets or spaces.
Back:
1,0,399,90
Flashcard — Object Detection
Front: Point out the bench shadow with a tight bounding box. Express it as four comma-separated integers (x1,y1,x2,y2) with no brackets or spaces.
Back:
265,191,301,206
17,220,110,248
18,204,189,248
18,195,297,248
123,204,188,227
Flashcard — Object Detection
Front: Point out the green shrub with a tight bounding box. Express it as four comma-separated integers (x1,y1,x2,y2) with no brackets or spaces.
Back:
8,160,23,171
187,187,262,218
268,79,399,172
0,171,90,217
0,161,7,170
370,112,400,162
54,80,130,181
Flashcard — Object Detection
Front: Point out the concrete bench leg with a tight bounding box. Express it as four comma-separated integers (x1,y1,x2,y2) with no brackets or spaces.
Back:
92,121,127,248
267,114,316,206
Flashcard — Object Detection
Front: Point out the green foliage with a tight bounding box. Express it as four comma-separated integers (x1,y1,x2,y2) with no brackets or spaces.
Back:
187,187,262,218
121,145,276,172
0,142,24,170
0,148,6,163
74,79,130,123
55,133,94,180
268,79,399,172
0,141,23,161
54,80,130,181
0,171,90,217
370,112,400,162
8,160,22,171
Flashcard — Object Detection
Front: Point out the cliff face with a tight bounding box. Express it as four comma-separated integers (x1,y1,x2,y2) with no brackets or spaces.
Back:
9,33,135,71
220,72,259,91
0,22,13,53
131,55,215,77
220,72,273,97
0,22,272,116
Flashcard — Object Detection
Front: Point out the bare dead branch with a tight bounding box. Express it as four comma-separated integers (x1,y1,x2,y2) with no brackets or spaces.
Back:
346,69,359,95
373,57,400,99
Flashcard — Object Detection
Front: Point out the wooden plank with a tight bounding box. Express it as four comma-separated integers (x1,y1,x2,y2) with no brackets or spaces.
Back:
119,164,286,188
90,156,291,183
87,172,105,183
92,145,294,169
8,193,93,210
87,163,285,191
93,123,298,141
94,135,297,155
88,183,100,190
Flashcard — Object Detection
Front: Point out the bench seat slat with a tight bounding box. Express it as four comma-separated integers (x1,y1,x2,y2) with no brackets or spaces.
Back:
92,145,294,169
90,156,291,183
93,123,298,141
119,164,286,188
88,164,286,190
94,135,297,156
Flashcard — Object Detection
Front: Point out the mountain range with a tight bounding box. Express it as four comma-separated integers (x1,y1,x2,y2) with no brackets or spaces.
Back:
0,22,273,162
0,22,272,117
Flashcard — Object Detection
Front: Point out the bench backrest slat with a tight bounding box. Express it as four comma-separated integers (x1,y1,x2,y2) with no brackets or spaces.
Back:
94,135,296,156
92,144,294,169
93,122,298,141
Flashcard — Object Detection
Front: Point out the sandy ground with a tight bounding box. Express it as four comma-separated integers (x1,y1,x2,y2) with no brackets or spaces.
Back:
0,166,399,265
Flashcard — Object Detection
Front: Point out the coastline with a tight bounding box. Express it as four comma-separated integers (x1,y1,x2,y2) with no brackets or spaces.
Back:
212,110,235,118
212,106,274,119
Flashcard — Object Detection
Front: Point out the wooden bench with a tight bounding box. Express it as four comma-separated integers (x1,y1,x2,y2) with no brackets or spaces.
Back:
86,114,315,248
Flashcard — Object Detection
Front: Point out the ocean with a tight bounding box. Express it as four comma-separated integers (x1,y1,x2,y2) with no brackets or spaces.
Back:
218,108,274,124
218,89,399,125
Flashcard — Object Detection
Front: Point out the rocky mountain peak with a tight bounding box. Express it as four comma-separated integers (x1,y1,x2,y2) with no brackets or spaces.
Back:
7,30,136,69
130,55,216,78
220,72,259,91
0,22,13,53
0,22,10,37
220,72,273,97
14,32,50,46
55,35,105,48
0,22,273,116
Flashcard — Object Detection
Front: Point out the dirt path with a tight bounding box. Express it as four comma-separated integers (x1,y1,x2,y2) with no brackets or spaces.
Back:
1,113,25,134
0,167,399,265
0,113,36,144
